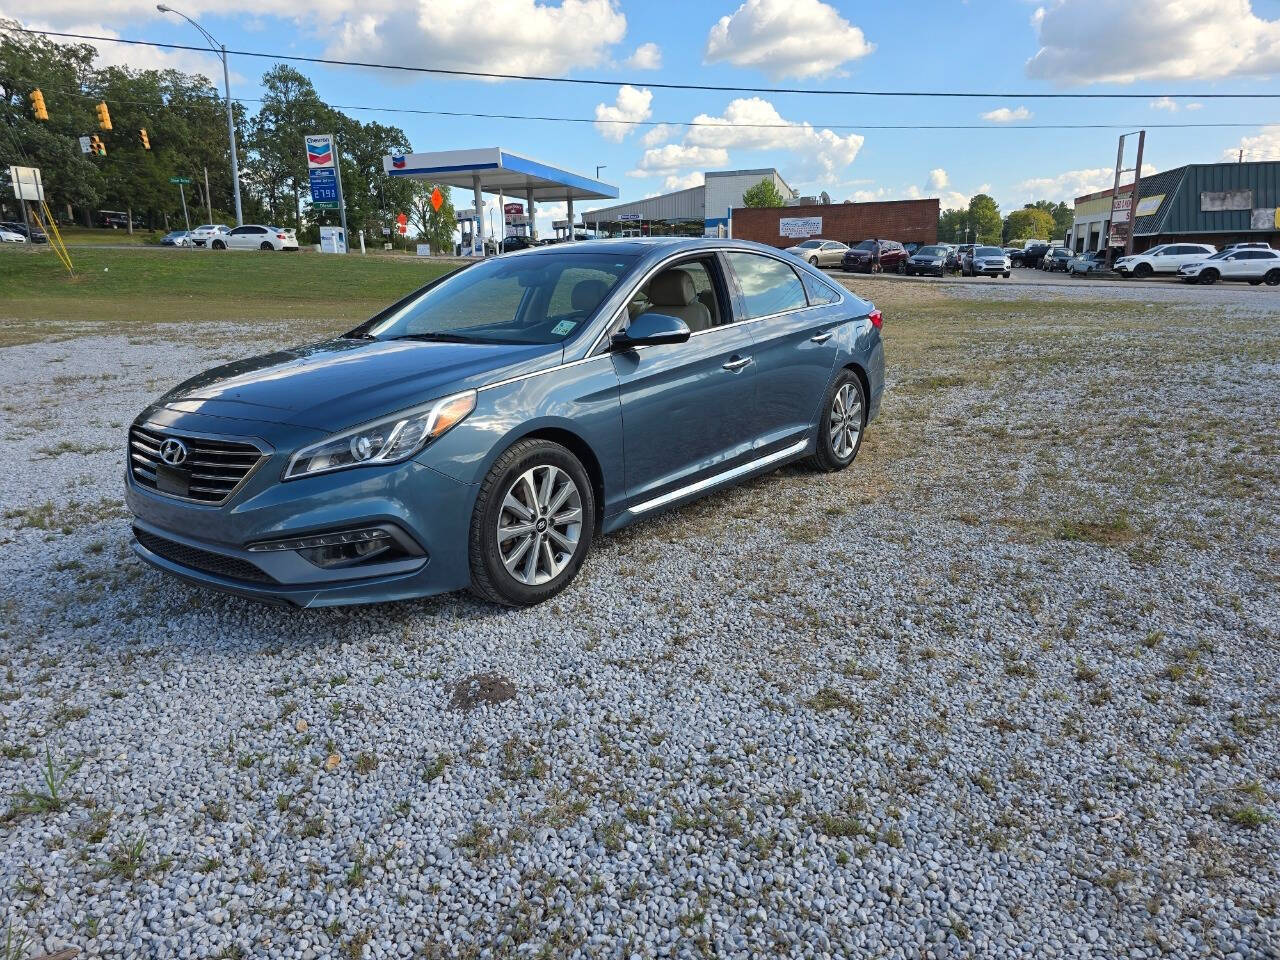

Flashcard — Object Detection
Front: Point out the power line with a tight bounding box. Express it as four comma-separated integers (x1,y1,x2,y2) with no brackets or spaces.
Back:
29,83,1280,133
17,27,1280,100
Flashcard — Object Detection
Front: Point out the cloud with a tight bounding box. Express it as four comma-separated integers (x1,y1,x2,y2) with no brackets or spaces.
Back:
1015,163,1158,203
328,0,628,78
684,97,863,179
664,171,704,191
624,42,661,69
1186,102,1203,110
704,0,873,79
1149,96,1179,112
628,143,729,176
641,123,678,147
928,168,949,190
981,106,1032,122
594,85,652,142
1027,0,1280,84
1223,125,1280,161
4,15,234,80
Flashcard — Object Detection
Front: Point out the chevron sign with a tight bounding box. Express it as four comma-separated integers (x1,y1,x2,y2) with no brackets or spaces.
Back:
305,134,335,169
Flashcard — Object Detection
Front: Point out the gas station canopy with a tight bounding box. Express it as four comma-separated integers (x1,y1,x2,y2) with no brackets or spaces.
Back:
382,147,617,204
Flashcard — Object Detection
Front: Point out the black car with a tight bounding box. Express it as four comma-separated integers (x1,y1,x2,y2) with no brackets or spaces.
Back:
1020,242,1050,268
903,244,950,277
1042,248,1072,272
0,221,48,243
500,235,539,253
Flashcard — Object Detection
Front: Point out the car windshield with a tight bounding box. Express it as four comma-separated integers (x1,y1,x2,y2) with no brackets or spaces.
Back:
365,253,638,345
918,246,946,256
795,240,823,249
853,240,877,251
1205,250,1231,260
975,247,1004,257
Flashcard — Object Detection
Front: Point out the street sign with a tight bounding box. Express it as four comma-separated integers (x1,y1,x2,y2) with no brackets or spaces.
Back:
169,176,192,185
8,166,44,203
79,136,92,154
305,134,335,169
430,187,444,212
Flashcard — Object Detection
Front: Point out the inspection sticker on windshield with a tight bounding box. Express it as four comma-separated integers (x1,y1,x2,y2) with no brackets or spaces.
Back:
551,320,578,336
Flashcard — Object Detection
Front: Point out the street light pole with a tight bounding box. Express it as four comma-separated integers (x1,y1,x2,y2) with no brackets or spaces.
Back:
157,5,243,225
595,164,606,179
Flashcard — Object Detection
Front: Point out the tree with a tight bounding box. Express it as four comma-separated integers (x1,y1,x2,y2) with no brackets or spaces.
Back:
742,177,785,208
335,117,413,243
937,208,968,243
967,193,1002,244
1026,199,1072,241
408,181,457,254
1004,207,1055,243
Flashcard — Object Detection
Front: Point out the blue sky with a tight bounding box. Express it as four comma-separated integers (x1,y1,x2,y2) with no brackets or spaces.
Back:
12,0,1280,232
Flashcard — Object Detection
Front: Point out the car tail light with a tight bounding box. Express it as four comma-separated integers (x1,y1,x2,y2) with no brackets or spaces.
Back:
868,309,882,329
277,234,286,239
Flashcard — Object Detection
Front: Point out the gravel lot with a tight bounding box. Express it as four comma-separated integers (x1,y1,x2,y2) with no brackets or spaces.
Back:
1,280,1277,960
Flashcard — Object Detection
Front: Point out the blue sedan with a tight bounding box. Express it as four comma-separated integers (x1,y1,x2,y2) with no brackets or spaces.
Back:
125,238,885,607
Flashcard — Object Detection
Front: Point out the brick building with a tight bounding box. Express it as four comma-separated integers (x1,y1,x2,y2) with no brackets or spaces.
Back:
730,198,940,249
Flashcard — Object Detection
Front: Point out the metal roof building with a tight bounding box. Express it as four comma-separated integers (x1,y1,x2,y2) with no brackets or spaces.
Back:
1069,160,1280,253
584,168,797,237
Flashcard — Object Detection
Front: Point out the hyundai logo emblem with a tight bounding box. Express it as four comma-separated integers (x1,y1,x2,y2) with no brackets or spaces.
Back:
159,438,188,466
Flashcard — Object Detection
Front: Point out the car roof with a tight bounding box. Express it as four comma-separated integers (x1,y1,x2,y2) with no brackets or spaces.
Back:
502,236,806,259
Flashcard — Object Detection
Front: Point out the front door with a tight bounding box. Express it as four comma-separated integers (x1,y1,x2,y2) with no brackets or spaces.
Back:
610,257,758,507
723,251,842,454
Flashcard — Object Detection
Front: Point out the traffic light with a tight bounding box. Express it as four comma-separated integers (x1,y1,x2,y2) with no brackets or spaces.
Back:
95,101,112,131
89,135,106,157
29,89,48,121
140,128,150,150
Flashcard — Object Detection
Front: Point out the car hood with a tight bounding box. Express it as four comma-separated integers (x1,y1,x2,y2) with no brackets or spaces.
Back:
149,337,562,431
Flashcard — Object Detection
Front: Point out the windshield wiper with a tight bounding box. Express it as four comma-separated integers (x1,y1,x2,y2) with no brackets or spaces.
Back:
385,332,485,343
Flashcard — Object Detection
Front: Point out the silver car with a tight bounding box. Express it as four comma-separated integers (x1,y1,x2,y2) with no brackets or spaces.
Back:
784,239,849,268
964,246,1012,278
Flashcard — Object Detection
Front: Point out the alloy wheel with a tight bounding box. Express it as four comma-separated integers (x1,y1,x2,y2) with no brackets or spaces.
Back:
829,383,863,460
496,464,583,585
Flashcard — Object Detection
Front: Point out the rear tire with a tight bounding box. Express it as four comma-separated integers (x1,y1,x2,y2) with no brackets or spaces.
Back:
211,239,225,250
896,261,905,274
468,438,595,607
1265,269,1280,287
807,370,865,473
259,241,273,251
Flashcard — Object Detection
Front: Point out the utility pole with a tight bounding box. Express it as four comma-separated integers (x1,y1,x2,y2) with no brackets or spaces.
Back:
178,182,190,231
204,166,212,225
1106,135,1126,267
333,134,349,253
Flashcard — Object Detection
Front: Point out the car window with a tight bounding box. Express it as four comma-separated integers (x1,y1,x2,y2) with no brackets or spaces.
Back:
796,240,822,249
726,252,808,319
853,240,876,251
367,253,637,345
801,272,841,306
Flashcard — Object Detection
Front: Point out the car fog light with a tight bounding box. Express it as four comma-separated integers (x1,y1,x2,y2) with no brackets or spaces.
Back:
247,528,392,553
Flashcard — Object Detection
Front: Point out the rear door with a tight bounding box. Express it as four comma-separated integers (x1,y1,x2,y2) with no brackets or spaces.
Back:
610,255,758,508
723,250,843,455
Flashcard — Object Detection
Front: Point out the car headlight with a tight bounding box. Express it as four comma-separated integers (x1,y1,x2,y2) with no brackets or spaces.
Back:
284,390,476,480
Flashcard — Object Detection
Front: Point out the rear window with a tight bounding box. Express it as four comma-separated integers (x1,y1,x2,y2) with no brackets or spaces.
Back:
725,252,808,319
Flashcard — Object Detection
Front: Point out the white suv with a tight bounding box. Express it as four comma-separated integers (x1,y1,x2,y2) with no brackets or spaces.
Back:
1113,243,1216,278
1178,248,1280,286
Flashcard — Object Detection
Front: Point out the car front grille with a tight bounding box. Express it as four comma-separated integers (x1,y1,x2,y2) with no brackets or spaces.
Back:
134,527,275,583
129,425,264,505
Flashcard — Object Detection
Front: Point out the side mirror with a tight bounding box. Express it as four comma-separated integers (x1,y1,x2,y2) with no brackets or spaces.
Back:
611,312,691,349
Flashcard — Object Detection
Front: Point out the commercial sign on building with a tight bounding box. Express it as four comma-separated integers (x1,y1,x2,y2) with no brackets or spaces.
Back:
779,216,822,238
1252,207,1280,230
616,213,642,222
1201,190,1252,212
1134,194,1164,218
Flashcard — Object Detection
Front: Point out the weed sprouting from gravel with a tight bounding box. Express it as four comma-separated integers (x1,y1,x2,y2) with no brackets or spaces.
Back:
5,746,80,821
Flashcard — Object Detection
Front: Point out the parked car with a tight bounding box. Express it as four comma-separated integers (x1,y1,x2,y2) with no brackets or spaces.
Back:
189,224,230,248
209,224,295,251
0,221,47,243
124,238,884,607
1178,248,1280,285
964,246,1012,278
501,236,539,253
1113,243,1216,278
274,226,299,251
904,244,950,277
1041,248,1072,272
0,226,26,243
903,242,921,255
1068,250,1108,276
784,239,849,267
160,230,191,247
1020,242,1050,269
1222,242,1272,252
946,244,970,273
842,239,908,273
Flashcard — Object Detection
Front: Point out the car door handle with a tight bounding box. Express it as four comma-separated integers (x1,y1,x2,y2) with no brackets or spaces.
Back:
809,331,833,344
722,356,753,372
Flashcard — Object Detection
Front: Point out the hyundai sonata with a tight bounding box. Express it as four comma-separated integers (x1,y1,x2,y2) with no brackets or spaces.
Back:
126,238,885,607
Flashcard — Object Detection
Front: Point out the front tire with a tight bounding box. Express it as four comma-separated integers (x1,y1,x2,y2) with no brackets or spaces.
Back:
1133,262,1153,279
468,439,595,606
807,371,866,473
809,256,818,266
1200,269,1219,285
